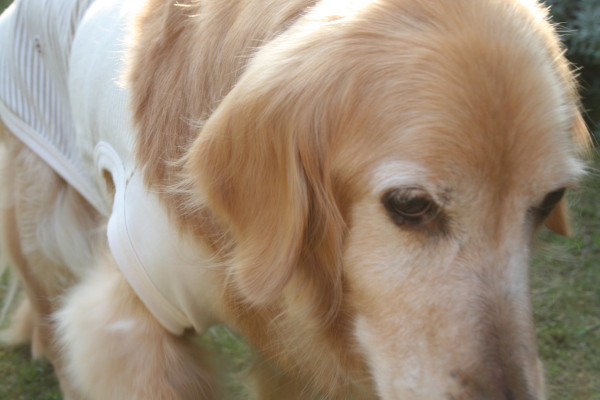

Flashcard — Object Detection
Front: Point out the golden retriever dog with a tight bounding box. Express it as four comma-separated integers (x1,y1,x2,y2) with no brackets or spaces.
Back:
0,0,591,398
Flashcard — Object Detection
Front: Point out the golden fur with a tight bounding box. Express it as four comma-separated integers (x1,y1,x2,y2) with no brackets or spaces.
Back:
0,0,592,399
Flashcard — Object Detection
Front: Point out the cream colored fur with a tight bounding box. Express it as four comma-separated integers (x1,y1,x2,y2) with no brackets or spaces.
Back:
54,253,220,399
0,0,592,399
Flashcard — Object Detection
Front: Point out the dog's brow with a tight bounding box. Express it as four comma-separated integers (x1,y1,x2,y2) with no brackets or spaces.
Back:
371,160,430,194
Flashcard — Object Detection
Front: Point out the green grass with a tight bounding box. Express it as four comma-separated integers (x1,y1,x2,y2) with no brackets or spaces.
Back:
0,346,62,400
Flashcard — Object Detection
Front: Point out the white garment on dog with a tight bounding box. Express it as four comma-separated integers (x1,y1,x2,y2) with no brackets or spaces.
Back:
0,0,102,212
0,0,212,336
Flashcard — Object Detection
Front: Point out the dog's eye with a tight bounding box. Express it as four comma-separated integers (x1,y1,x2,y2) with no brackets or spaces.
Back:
536,188,566,219
383,188,435,225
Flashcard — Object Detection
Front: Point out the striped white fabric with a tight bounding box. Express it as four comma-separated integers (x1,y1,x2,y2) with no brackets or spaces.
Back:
0,0,101,211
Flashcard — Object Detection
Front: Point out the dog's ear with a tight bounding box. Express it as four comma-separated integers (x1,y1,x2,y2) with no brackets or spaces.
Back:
185,81,345,307
544,198,571,236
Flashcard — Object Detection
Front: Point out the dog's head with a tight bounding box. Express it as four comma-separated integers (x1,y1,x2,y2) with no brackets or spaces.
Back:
186,0,590,398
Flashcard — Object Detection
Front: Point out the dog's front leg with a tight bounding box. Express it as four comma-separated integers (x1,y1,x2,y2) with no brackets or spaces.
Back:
54,251,220,400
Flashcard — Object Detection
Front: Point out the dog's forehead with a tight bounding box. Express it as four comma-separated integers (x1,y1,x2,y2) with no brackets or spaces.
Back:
338,85,584,206
353,72,584,202
374,97,583,199
356,35,583,199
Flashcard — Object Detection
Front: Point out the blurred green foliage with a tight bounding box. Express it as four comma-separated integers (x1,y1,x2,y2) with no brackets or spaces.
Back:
0,0,10,12
545,0,600,138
